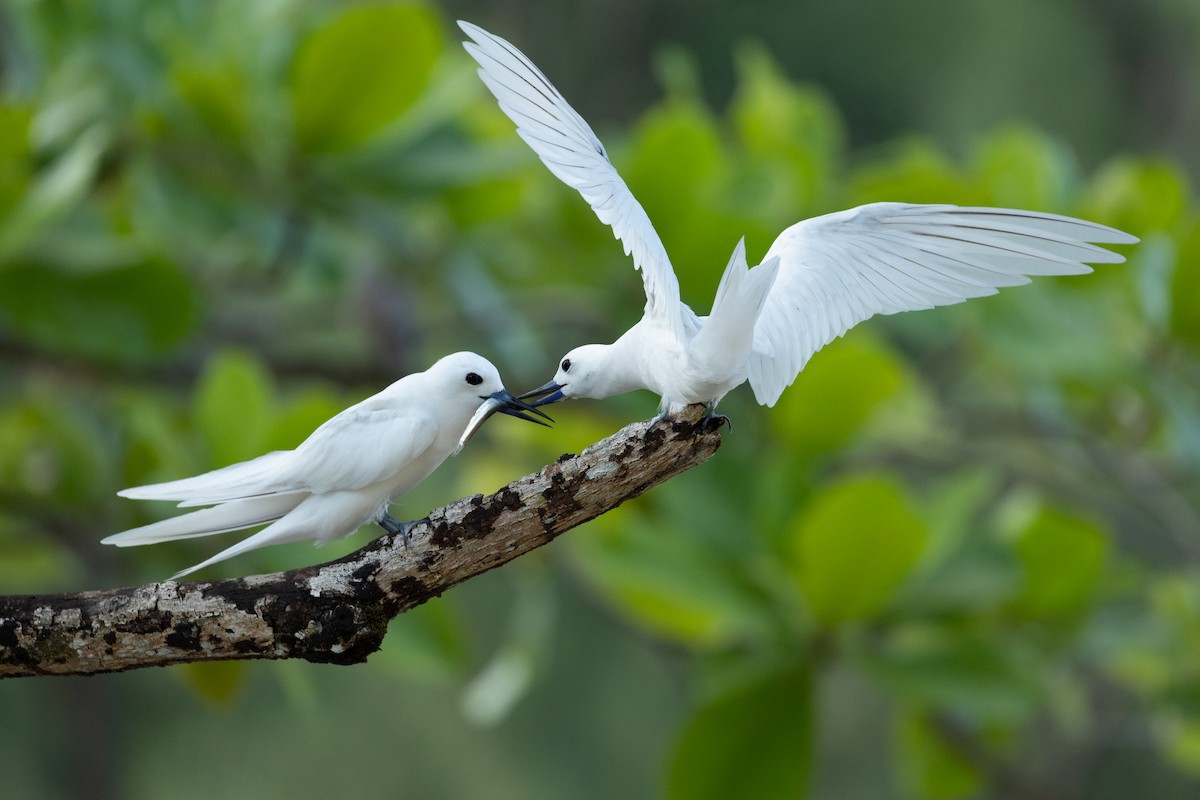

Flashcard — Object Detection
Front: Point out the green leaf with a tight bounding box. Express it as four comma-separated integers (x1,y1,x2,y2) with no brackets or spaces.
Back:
850,138,978,205
0,514,78,592
1159,713,1200,777
731,43,844,214
623,101,742,293
568,508,769,648
898,547,1021,617
919,471,998,572
445,176,526,227
291,4,441,153
895,709,984,799
788,474,927,624
769,332,910,456
182,660,248,705
116,391,199,494
894,472,1022,614
0,104,32,222
861,628,1035,723
0,103,30,165
172,61,255,146
0,404,51,497
194,350,274,467
653,45,705,104
668,664,813,800
1109,575,1200,698
1009,505,1108,619
1086,157,1189,236
376,597,469,681
1168,222,1200,347
0,394,110,506
624,100,724,201
265,388,346,451
0,122,109,259
974,125,1075,210
0,259,196,363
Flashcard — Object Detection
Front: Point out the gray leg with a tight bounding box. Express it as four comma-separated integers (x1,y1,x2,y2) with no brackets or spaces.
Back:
379,513,418,548
699,403,732,432
643,409,671,438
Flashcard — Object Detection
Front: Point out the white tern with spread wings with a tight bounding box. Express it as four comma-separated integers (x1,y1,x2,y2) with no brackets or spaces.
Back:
104,352,550,579
459,21,1139,426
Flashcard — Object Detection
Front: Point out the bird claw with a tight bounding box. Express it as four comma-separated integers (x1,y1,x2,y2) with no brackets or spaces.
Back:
379,513,417,548
700,410,732,432
643,408,730,438
642,410,671,439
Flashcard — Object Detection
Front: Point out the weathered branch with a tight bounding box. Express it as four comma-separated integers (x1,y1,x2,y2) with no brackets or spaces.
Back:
0,407,721,679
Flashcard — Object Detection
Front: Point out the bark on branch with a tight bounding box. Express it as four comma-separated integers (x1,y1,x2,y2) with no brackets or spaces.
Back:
0,407,722,679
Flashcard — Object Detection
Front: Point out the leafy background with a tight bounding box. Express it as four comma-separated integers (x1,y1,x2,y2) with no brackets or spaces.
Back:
1,1,1198,798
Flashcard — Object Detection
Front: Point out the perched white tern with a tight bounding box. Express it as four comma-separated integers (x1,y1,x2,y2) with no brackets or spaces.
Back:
459,22,1139,427
104,352,550,579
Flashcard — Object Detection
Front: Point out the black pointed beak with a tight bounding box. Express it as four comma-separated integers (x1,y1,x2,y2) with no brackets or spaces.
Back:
488,389,554,426
518,380,566,407
457,389,553,452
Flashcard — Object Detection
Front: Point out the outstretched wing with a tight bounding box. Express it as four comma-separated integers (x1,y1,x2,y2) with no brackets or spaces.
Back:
748,203,1139,406
459,21,684,337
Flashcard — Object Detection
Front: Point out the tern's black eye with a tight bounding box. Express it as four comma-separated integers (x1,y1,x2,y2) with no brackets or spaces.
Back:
465,372,483,386
561,359,571,373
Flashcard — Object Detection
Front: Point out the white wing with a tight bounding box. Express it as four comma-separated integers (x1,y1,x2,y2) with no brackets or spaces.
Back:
285,406,439,494
748,203,1139,406
118,407,438,506
459,21,684,338
118,450,297,505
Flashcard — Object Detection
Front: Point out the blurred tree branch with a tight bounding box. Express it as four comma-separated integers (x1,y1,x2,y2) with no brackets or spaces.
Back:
0,407,722,679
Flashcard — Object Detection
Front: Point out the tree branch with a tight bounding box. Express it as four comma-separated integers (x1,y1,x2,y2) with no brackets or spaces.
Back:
0,407,722,679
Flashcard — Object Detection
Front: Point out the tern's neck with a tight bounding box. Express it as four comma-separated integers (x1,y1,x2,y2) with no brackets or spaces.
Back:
582,339,646,399
613,328,672,394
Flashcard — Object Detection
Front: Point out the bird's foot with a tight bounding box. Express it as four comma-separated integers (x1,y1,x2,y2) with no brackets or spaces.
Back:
379,513,418,548
700,408,732,433
642,410,671,439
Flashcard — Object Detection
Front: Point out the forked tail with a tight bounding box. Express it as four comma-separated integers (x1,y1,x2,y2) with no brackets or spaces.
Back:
102,493,305,548
691,238,781,367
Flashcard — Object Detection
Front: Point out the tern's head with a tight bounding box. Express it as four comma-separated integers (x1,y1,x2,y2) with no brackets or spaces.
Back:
520,344,615,406
425,352,552,450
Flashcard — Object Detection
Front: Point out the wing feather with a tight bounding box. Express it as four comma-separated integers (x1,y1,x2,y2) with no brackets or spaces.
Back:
117,405,438,507
288,406,439,494
459,21,683,337
748,202,1138,406
118,451,296,506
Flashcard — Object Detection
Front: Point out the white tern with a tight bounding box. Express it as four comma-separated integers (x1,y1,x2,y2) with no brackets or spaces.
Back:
104,352,550,580
459,22,1139,427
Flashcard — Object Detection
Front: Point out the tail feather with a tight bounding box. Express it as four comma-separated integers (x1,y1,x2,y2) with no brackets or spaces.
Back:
693,239,781,355
166,522,315,581
102,493,306,547
118,451,296,506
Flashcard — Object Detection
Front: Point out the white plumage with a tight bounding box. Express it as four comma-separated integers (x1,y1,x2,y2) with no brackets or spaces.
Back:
459,21,1138,418
104,352,549,579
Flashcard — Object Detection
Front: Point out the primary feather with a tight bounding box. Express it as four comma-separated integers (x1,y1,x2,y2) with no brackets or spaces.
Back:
747,203,1135,405
460,20,685,339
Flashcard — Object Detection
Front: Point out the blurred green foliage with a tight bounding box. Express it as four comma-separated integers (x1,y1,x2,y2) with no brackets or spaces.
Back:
0,2,1198,799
